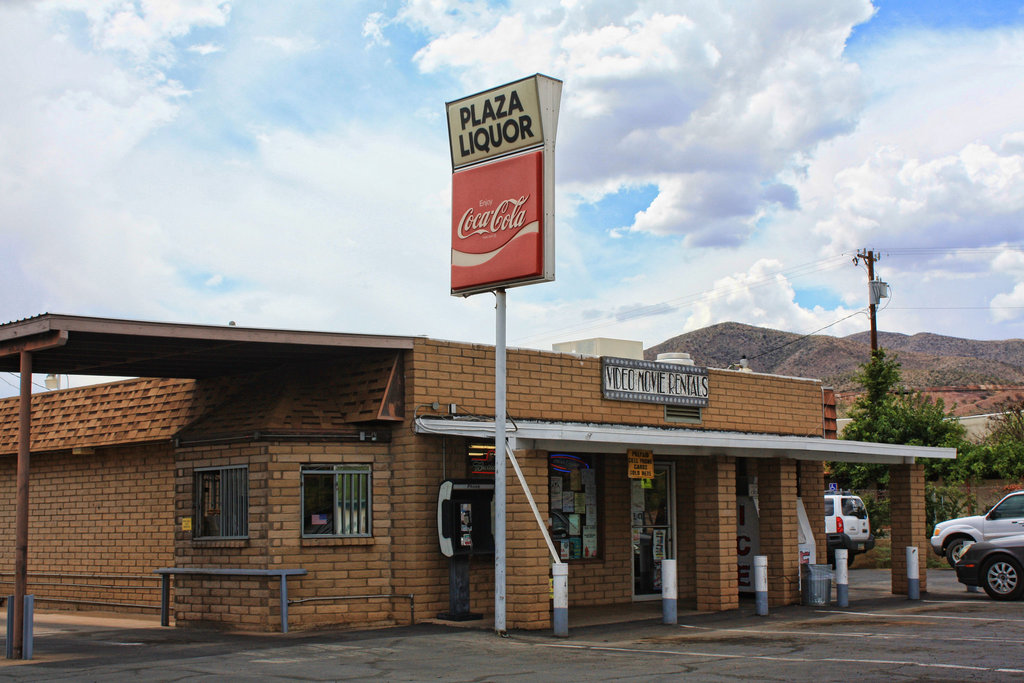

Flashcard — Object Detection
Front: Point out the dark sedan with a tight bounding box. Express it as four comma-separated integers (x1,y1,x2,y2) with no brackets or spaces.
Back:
955,533,1024,600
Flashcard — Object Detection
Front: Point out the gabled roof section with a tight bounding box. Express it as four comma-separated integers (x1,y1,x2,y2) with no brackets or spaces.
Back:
0,314,415,379
0,378,217,456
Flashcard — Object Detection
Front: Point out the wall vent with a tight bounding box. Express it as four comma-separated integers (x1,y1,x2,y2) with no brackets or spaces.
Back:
665,405,701,424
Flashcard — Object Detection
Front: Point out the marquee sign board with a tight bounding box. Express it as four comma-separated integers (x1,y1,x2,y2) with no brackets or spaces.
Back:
602,356,710,407
447,75,561,296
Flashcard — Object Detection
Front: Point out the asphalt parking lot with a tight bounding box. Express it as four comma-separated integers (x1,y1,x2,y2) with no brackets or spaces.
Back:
2,568,1022,682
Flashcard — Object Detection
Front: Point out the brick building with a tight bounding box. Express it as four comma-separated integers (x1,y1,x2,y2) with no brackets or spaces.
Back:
0,315,954,633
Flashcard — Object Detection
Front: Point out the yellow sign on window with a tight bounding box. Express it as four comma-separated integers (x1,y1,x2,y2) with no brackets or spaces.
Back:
181,516,193,532
627,449,654,479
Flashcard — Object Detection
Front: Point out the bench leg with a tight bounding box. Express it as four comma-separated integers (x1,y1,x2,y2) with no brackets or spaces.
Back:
160,575,170,627
280,576,288,633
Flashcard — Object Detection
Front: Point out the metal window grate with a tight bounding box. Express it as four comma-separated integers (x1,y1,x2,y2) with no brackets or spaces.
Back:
194,465,248,539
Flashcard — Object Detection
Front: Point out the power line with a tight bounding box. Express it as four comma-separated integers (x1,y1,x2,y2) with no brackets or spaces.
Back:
746,309,867,362
512,252,853,345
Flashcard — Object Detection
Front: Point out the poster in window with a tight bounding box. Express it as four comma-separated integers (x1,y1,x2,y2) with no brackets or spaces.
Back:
562,491,574,512
582,526,598,558
569,537,582,559
550,476,562,507
652,529,666,561
568,513,581,536
586,503,597,522
560,540,570,560
570,469,582,491
574,492,585,514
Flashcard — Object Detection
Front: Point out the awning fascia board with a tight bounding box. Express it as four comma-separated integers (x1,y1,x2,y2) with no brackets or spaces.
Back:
414,417,956,465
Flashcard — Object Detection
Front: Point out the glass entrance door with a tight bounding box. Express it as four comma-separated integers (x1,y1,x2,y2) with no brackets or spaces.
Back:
631,462,674,597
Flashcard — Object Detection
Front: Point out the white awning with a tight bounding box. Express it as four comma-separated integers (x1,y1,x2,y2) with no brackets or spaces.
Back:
414,417,956,465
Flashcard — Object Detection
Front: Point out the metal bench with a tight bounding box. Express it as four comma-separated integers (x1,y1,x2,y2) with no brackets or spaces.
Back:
153,568,307,633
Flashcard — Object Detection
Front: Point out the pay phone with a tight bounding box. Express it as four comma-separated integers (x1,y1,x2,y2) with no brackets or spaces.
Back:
436,479,494,621
437,479,495,557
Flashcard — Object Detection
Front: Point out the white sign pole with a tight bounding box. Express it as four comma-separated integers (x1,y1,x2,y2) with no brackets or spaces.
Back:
494,288,507,635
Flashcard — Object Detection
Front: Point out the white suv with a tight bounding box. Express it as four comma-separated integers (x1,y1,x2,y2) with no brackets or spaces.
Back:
931,490,1024,566
825,491,874,566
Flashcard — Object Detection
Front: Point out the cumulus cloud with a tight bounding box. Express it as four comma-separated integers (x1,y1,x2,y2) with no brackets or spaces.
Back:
399,0,873,245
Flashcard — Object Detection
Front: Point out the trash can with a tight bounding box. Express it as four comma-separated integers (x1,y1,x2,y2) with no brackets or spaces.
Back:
801,564,832,606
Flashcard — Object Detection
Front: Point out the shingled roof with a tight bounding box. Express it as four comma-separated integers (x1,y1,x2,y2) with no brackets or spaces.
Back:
0,377,215,456
0,351,406,455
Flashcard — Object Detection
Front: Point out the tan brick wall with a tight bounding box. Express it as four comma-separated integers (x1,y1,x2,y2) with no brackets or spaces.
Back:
889,463,927,595
0,444,173,613
693,456,738,611
758,458,800,606
412,339,823,437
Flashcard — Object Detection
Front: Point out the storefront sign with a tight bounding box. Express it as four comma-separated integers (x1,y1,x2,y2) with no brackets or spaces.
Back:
602,357,710,407
447,74,561,297
627,449,654,479
451,151,545,294
447,76,546,169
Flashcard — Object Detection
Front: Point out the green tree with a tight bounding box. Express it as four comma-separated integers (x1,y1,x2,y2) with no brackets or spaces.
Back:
831,348,965,489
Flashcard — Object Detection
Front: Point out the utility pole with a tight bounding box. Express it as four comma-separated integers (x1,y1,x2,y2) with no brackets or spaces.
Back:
853,249,888,352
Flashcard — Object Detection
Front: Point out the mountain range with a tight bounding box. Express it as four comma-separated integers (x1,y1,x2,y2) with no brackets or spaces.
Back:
645,322,1024,416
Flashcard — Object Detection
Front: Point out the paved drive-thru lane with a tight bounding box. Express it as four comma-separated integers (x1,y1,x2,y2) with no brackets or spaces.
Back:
2,569,1022,681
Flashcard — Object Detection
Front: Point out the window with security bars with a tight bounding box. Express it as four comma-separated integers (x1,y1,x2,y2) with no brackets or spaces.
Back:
302,464,372,537
194,466,248,538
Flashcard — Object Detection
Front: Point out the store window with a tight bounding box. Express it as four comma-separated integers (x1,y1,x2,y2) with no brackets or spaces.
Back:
548,454,599,560
194,465,248,539
302,464,372,537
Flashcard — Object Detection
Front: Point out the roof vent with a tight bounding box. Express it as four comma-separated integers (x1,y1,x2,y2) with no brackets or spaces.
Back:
656,352,694,366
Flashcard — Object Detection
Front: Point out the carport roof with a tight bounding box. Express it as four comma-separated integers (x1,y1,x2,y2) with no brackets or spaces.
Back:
0,313,415,379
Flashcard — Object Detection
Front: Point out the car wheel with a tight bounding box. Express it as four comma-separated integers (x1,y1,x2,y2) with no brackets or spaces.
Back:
981,556,1024,601
945,538,972,567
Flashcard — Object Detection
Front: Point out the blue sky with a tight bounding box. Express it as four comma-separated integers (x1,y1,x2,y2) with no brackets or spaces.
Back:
2,1,1024,395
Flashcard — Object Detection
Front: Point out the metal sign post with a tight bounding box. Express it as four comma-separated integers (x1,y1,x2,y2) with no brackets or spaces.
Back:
494,288,507,634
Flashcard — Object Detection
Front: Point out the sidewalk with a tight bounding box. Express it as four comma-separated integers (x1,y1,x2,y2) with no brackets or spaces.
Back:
0,568,972,675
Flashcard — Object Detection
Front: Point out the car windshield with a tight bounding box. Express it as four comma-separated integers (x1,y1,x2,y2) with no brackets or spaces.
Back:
842,497,867,519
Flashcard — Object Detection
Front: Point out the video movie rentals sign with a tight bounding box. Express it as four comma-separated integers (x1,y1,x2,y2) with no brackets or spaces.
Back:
447,75,562,296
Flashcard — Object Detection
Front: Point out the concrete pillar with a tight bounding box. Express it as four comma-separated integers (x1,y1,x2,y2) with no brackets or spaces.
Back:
694,456,738,612
758,458,800,606
889,463,927,595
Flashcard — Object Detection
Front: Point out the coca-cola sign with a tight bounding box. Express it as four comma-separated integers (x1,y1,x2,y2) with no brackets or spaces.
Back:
451,151,544,295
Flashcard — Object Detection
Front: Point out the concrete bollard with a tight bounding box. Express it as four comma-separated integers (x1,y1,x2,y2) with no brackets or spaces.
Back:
906,546,920,600
662,559,677,624
835,549,849,607
754,555,768,616
553,563,568,637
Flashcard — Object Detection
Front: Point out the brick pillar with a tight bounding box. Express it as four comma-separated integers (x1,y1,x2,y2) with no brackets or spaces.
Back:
677,457,698,602
890,463,927,595
798,460,827,563
758,458,800,606
694,456,738,612
506,449,551,630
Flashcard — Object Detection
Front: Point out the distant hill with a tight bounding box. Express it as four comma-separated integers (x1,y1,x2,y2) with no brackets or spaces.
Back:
645,322,1024,416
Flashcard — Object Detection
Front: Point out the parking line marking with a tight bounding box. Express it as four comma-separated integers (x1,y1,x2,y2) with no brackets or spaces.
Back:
536,642,1024,675
677,624,1020,645
822,609,1024,623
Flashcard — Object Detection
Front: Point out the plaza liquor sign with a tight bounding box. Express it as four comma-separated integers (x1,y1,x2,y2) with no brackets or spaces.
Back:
447,75,562,296
602,357,710,407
